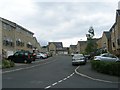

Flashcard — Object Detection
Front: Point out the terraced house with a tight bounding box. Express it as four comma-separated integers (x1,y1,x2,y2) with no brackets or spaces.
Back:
1,17,41,58
0,18,2,59
77,41,87,54
97,9,120,57
101,31,112,53
69,45,77,54
48,42,63,55
110,9,120,56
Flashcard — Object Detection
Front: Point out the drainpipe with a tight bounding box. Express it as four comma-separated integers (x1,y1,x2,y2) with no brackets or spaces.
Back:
0,17,2,90
0,18,2,60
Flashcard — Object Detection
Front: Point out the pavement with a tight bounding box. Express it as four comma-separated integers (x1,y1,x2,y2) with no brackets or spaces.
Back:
76,61,120,83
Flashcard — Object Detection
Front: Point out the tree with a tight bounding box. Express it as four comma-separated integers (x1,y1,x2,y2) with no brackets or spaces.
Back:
85,26,98,55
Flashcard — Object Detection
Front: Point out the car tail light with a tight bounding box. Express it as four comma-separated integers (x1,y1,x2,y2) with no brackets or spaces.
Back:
33,53,36,56
28,54,30,59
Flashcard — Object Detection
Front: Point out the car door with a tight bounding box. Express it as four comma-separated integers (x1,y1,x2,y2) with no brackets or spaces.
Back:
13,52,19,62
109,54,117,62
101,54,109,61
19,52,25,62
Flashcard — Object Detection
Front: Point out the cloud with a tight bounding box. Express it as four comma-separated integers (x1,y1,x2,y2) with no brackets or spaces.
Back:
0,1,118,46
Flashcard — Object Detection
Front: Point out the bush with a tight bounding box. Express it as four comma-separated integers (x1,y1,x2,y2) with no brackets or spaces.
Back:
2,59,15,68
91,60,120,77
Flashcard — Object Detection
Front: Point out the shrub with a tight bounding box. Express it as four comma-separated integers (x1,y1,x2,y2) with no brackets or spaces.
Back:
2,59,15,68
91,60,120,77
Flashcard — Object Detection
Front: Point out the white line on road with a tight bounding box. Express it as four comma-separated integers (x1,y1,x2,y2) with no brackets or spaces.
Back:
75,66,120,84
52,82,58,86
44,72,75,89
45,86,51,89
63,78,67,80
58,80,63,83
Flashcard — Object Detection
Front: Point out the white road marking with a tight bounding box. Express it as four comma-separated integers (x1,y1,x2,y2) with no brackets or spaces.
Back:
75,66,120,84
45,86,51,89
58,80,63,83
44,73,75,89
3,68,24,74
2,60,56,74
52,82,57,86
63,78,67,80
67,76,70,78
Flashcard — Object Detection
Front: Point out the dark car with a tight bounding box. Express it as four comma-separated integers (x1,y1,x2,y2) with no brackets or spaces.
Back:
7,50,33,63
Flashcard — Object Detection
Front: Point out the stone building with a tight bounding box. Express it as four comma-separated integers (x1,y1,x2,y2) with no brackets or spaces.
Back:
48,42,63,55
69,45,77,54
101,31,112,53
1,17,41,58
110,10,120,56
77,41,87,54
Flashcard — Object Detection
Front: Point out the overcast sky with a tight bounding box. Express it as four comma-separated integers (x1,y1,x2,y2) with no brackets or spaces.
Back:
0,0,119,47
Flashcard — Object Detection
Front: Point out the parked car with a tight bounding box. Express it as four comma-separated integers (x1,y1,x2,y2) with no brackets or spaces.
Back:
46,52,52,57
7,50,33,63
94,53,120,62
72,54,86,65
84,55,91,60
32,52,37,61
36,53,47,59
71,53,74,57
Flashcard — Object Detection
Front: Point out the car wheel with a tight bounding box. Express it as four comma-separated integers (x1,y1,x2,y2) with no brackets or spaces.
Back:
24,60,27,64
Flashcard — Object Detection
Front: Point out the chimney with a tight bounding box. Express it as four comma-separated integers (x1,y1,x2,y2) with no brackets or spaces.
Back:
118,1,120,9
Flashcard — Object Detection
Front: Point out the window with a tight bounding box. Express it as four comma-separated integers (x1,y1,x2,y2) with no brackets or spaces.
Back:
16,41,21,46
14,52,19,56
113,42,115,47
117,38,120,45
27,44,32,49
102,55,108,57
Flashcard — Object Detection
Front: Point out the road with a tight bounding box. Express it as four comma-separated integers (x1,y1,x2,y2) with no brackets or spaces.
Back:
2,55,119,89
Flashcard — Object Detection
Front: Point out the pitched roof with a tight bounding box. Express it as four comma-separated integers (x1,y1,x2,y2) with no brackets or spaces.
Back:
1,17,34,35
117,9,120,16
70,45,77,48
103,31,110,39
78,41,87,44
109,23,116,32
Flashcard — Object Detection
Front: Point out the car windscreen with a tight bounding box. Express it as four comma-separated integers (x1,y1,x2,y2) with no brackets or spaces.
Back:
73,55,84,58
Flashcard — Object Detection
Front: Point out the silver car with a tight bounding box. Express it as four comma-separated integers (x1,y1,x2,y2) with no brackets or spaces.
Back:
72,54,86,65
94,53,120,62
36,53,47,59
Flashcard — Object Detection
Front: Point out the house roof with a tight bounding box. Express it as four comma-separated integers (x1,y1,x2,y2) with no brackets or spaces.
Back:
103,31,110,39
78,41,87,44
109,23,116,32
70,45,77,48
1,17,34,35
117,9,120,16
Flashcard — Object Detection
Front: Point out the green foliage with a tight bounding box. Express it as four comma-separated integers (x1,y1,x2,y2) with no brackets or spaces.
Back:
85,40,98,54
91,60,120,77
85,26,98,54
2,59,15,68
87,26,94,40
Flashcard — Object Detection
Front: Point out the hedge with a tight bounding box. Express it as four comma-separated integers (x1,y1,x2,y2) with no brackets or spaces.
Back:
2,59,15,69
91,60,120,77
